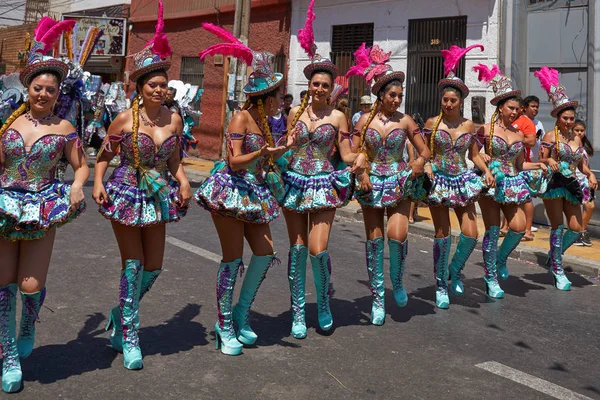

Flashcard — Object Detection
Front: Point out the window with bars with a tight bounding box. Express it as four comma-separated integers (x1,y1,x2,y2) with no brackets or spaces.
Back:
180,57,204,87
273,53,286,75
331,23,374,117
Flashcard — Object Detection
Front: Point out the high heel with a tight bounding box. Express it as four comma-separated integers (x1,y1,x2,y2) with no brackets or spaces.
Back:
433,236,451,309
120,259,144,369
389,239,408,307
310,251,333,331
215,259,243,356
233,254,279,345
482,226,504,299
288,245,308,338
449,234,477,295
496,230,524,280
549,226,572,291
366,238,385,325
0,284,22,393
17,288,46,358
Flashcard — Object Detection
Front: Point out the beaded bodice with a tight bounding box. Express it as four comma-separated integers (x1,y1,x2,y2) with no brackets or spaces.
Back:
488,136,524,176
425,129,473,176
544,141,585,173
1,128,79,191
364,127,407,176
289,121,338,175
228,132,269,183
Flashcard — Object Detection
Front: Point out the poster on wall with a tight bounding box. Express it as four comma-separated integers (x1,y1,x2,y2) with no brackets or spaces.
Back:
60,15,127,57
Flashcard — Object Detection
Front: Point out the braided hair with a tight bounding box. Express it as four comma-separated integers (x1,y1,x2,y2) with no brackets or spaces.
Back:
256,98,276,169
488,109,498,156
0,103,27,139
131,95,142,169
358,99,379,155
290,91,310,128
429,110,444,158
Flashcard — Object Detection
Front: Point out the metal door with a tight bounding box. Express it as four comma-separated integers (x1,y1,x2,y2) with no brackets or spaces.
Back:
406,16,467,121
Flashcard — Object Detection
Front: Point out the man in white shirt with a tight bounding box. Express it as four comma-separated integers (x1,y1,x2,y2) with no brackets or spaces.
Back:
352,95,372,127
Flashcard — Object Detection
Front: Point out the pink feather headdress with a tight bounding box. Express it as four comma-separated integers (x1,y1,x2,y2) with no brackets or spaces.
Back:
472,63,520,105
198,23,254,65
146,0,172,59
441,44,484,77
472,64,501,83
534,66,559,95
534,66,576,116
28,17,76,61
345,43,392,85
298,0,317,58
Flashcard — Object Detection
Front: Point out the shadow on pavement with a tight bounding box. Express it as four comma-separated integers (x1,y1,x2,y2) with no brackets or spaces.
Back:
522,271,593,289
24,304,207,384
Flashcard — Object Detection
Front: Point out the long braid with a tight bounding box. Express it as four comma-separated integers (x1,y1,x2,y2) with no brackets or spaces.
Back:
241,98,252,111
256,98,275,168
429,109,443,158
488,109,498,156
290,91,310,129
358,99,379,155
0,103,27,139
554,124,560,161
131,95,141,169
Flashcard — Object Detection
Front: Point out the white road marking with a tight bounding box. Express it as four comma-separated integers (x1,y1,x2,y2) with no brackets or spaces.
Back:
166,235,222,263
476,361,592,400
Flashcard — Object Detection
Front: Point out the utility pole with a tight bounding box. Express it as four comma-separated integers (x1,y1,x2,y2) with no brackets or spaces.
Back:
221,0,252,158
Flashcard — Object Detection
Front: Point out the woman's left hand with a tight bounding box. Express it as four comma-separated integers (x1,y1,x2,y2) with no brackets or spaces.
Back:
351,152,368,174
178,181,192,208
484,171,496,188
411,157,425,178
69,183,85,211
589,173,598,190
538,163,548,174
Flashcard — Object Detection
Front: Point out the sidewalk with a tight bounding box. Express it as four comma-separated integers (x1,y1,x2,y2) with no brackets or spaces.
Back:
181,157,600,278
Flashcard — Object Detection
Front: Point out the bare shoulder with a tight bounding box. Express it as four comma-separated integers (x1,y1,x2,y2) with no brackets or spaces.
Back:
56,119,76,135
462,119,475,131
541,131,556,143
424,117,437,129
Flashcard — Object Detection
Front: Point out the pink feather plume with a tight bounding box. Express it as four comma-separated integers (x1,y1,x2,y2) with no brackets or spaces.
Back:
441,44,484,76
34,17,57,41
147,0,172,59
198,23,253,65
345,43,371,78
534,66,559,93
298,0,316,58
39,19,76,52
472,63,500,83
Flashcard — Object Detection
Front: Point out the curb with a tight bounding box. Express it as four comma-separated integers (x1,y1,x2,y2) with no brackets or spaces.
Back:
336,205,600,279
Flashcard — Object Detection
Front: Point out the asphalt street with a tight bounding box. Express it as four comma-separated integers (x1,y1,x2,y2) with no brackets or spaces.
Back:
5,173,600,399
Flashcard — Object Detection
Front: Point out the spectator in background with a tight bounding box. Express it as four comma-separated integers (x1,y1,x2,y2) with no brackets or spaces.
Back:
268,108,287,145
522,96,545,162
283,94,293,117
299,90,308,105
573,119,595,246
352,95,373,127
335,97,351,127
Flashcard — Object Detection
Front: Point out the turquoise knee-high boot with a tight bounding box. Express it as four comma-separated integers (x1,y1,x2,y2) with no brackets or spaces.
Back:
288,245,308,339
215,259,243,356
310,251,333,331
365,238,385,325
389,239,408,307
0,284,21,393
106,268,162,353
562,229,582,254
549,226,571,291
17,287,46,358
433,236,452,309
233,254,279,345
449,233,477,296
120,259,144,369
497,230,524,280
482,227,504,298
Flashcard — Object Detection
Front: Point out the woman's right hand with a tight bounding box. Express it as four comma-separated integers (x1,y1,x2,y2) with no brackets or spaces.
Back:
357,172,373,192
480,153,491,164
424,163,435,181
92,182,109,206
546,158,559,173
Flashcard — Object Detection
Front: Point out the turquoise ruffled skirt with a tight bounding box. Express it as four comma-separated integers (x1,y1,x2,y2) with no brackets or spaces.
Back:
355,169,413,208
485,170,548,204
420,170,483,207
279,169,354,213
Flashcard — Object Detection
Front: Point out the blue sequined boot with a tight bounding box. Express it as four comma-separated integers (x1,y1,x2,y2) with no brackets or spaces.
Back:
562,228,583,254
389,239,408,307
233,254,278,345
549,226,572,291
497,230,524,280
366,238,385,325
433,236,452,309
17,287,46,358
310,251,333,331
120,259,144,369
482,227,504,298
288,245,308,339
449,233,477,296
215,259,243,355
0,284,22,393
106,268,162,353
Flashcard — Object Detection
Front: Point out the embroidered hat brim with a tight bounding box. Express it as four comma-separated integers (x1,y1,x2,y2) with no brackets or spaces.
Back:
490,90,521,106
129,60,172,83
550,100,579,118
303,61,339,80
371,71,405,96
19,60,69,86
438,78,470,98
243,73,284,96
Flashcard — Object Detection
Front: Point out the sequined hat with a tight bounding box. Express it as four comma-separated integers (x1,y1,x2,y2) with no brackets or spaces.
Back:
534,66,579,118
128,0,172,83
198,23,283,96
299,0,339,80
438,44,484,99
346,43,405,96
19,17,75,86
473,64,521,106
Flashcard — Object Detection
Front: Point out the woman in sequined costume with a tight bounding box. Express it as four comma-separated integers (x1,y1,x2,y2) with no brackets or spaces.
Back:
194,24,294,356
420,45,494,309
572,120,595,246
93,1,191,370
473,64,548,298
0,18,88,393
282,0,367,338
534,67,597,291
346,43,430,325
